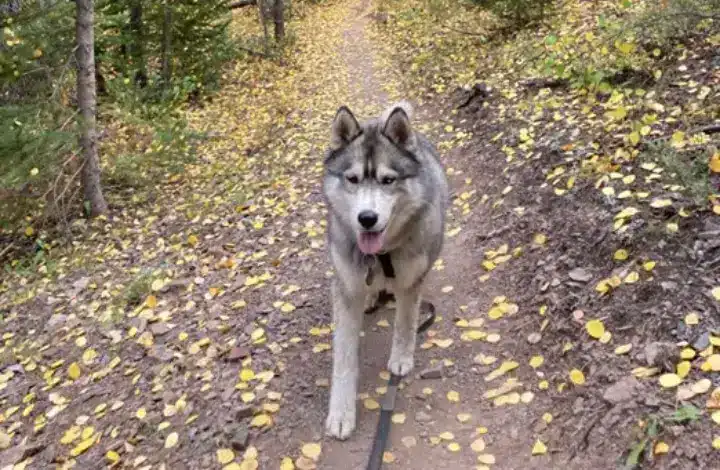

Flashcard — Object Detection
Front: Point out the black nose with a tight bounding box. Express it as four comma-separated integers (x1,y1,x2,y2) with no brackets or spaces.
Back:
358,210,378,229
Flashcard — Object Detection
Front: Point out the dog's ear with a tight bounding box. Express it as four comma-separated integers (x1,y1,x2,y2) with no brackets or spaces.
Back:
330,106,361,150
382,104,416,150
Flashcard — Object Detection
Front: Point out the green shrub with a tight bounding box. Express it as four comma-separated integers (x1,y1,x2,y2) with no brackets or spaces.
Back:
473,0,555,29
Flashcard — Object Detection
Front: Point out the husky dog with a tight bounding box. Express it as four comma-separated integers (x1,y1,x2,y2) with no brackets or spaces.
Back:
322,101,449,439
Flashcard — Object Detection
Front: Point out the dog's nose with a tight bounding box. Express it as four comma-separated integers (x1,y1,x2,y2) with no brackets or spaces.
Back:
358,210,378,229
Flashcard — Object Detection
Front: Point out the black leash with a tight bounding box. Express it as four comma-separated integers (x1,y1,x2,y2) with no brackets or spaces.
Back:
364,253,436,470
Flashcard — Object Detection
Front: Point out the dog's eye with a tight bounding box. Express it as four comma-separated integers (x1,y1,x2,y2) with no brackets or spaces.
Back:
381,176,396,185
346,175,359,184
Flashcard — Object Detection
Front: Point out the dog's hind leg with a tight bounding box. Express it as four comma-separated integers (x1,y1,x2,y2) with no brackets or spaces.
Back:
387,286,420,376
326,281,364,440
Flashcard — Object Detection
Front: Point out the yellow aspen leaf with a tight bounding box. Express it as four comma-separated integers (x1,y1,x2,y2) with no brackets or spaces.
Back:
543,413,553,423
106,450,120,462
70,435,96,457
680,348,696,360
533,233,547,245
654,441,669,455
239,369,255,382
709,153,720,173
136,408,146,419
702,354,720,372
569,369,585,385
457,413,471,423
145,295,158,308
685,313,699,325
68,362,81,380
650,199,672,208
643,260,656,271
165,432,178,448
585,319,605,339
531,439,547,455
447,390,460,402
599,331,612,344
60,426,81,444
250,414,271,427
713,436,720,450
382,451,395,463
392,413,406,424
614,249,629,260
441,285,454,293
712,287,720,301
624,271,640,283
471,438,486,452
447,442,461,452
301,442,322,461
279,457,295,470
529,355,544,368
217,449,235,465
615,343,632,355
363,398,380,410
477,454,496,465
677,361,691,378
439,431,454,440
486,333,501,343
711,411,720,425
659,373,682,388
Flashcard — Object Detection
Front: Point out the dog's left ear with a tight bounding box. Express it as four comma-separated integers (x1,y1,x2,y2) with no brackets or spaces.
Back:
382,105,416,150
330,106,361,150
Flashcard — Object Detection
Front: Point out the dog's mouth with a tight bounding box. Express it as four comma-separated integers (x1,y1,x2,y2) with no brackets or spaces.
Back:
357,230,385,255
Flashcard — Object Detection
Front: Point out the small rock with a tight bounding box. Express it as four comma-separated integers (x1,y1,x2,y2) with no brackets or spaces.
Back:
150,323,172,336
226,346,251,362
47,314,68,328
414,411,432,423
692,331,711,351
603,377,641,404
230,425,250,451
568,268,593,283
235,405,254,421
419,364,443,380
149,346,174,362
644,341,676,369
527,332,542,344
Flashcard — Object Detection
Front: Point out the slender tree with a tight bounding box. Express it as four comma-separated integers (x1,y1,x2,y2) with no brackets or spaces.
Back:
273,0,284,41
161,2,172,85
76,0,108,216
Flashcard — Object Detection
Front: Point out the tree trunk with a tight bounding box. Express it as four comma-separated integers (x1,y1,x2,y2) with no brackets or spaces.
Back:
161,3,172,86
258,0,269,53
273,0,284,42
130,0,147,87
76,0,108,217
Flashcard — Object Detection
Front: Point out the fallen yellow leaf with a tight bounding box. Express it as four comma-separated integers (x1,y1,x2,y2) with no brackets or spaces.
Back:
165,432,178,448
301,442,322,461
531,439,547,455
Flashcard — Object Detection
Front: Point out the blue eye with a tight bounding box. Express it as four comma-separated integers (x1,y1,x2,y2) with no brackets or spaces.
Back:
381,176,396,185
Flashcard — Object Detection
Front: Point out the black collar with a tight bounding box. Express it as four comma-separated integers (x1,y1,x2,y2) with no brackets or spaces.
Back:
377,253,395,278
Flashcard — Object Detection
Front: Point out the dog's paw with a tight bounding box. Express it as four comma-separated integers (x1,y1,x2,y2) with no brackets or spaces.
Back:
387,351,414,376
325,406,356,440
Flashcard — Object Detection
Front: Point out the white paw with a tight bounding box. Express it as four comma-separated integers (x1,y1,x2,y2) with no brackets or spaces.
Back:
325,404,356,440
388,350,414,376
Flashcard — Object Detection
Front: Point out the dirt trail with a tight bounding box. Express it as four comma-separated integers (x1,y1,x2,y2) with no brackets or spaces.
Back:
266,2,568,469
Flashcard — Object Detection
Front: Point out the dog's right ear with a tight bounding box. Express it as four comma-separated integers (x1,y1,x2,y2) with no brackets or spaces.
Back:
330,106,361,150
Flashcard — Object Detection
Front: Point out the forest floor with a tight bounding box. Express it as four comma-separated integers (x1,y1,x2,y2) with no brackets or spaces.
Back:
1,0,719,469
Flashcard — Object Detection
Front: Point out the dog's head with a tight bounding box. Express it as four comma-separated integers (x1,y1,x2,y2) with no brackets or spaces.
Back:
323,102,424,255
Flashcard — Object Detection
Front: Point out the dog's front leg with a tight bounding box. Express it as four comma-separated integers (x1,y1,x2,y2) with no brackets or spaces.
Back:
325,281,364,440
388,286,420,376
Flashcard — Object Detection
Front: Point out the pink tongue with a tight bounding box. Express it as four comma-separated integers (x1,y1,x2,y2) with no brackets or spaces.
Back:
358,232,384,255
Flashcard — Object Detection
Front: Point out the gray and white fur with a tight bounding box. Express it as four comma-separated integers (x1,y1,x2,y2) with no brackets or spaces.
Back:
322,101,449,439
